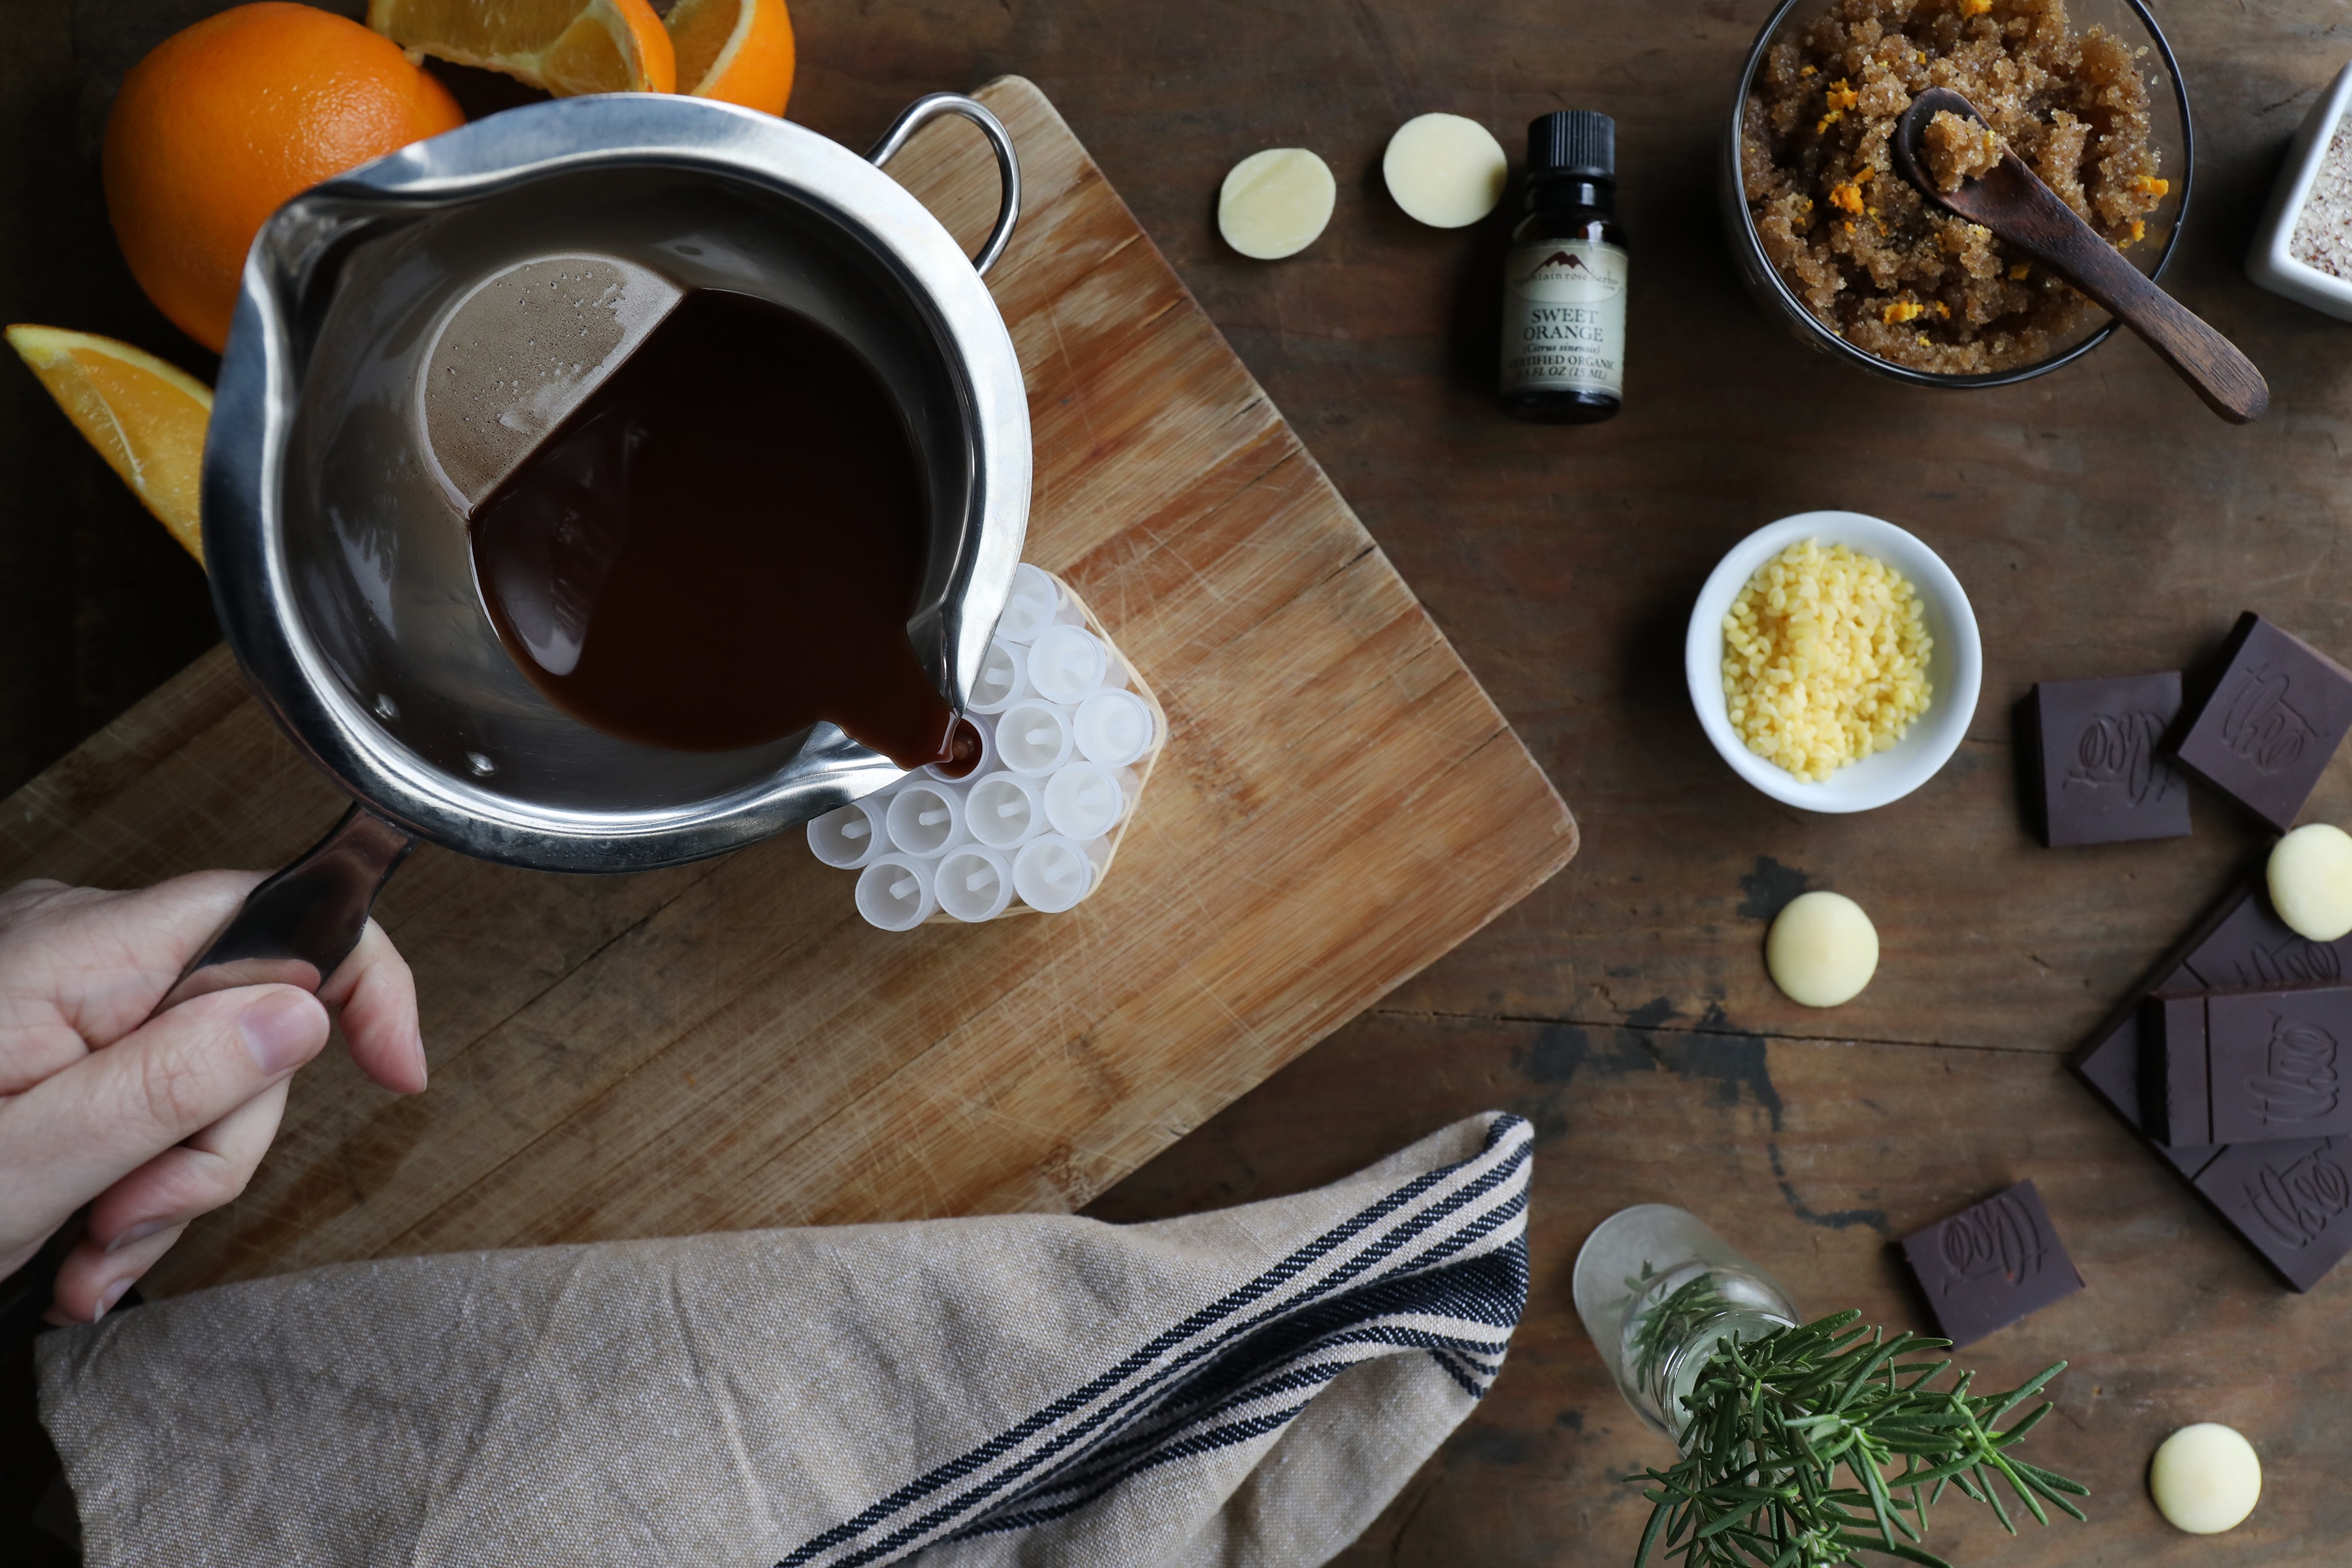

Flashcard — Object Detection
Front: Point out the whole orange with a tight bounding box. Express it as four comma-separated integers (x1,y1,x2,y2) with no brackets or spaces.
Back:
103,3,464,353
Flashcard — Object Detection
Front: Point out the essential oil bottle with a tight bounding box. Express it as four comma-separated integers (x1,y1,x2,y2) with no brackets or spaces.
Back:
1500,111,1627,423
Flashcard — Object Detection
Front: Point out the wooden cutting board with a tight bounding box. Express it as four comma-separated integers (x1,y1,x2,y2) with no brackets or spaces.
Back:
0,76,1576,1297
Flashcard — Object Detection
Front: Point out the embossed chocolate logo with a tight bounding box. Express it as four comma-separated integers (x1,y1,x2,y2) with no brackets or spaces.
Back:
1935,1189,2048,1292
2204,938,2342,990
2062,710,2172,804
2251,1017,2342,1123
2219,664,2319,774
2242,1147,2352,1249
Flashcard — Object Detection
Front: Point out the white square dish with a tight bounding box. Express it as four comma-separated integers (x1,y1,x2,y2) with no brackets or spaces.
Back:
2247,60,2352,321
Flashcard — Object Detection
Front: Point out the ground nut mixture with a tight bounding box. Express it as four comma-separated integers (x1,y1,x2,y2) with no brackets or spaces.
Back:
2289,112,2352,280
1740,0,2171,374
1723,540,1933,782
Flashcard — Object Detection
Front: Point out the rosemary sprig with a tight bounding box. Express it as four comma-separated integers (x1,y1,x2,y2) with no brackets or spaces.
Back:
1629,1309,2087,1568
1627,1271,1737,1393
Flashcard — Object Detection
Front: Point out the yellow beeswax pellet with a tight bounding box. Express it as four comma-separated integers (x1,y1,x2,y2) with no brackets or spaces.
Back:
1720,540,1931,781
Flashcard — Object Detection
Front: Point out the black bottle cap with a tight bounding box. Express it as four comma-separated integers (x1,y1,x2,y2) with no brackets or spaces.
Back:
1528,111,1616,180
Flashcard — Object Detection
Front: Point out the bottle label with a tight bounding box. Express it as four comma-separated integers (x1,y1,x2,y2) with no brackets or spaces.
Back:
1501,240,1627,398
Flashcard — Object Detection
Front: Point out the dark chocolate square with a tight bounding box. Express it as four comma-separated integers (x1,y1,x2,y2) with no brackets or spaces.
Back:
2139,994,2211,1148
2073,874,2352,1066
1899,1180,2085,1346
2022,673,2191,846
2192,1137,2352,1290
2071,875,2352,1282
2066,872,2352,1173
2143,987,2352,1147
2074,1009,2219,1175
2180,887,2352,991
2205,989,2352,1143
2170,613,2352,831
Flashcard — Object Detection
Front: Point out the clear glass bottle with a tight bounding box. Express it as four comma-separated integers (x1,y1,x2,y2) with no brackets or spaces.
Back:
1572,1204,1799,1441
1500,110,1627,424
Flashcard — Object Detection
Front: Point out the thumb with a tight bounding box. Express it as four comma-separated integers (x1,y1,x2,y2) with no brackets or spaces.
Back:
0,986,327,1238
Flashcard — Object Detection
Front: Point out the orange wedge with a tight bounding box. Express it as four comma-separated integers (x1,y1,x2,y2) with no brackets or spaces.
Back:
666,0,794,116
367,0,676,96
8,326,211,565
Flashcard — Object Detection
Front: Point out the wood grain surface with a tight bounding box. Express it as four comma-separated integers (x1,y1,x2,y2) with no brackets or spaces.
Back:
10,1,2352,1567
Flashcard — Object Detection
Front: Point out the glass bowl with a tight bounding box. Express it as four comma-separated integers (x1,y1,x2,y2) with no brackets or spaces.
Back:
1720,0,2193,389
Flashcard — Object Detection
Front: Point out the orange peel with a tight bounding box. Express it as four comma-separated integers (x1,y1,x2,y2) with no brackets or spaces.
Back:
668,0,794,115
367,0,677,95
8,326,212,564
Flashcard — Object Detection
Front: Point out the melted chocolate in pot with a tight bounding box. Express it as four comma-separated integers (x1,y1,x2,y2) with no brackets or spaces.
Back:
469,288,955,766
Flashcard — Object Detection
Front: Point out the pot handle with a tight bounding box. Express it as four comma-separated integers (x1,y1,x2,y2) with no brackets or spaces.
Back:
150,804,417,1015
867,93,1022,276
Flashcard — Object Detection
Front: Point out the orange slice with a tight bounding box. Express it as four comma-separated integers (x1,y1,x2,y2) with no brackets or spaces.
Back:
8,325,211,564
666,0,794,116
367,0,676,96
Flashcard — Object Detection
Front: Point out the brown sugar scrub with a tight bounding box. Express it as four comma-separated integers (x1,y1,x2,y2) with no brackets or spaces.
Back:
1740,0,2171,374
1923,108,2001,189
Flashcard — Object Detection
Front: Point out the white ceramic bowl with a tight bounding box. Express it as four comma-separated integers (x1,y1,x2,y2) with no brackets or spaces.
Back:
2246,60,2352,322
1685,511,1982,814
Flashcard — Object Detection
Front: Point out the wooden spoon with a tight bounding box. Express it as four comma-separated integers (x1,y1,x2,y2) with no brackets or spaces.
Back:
1891,86,2266,423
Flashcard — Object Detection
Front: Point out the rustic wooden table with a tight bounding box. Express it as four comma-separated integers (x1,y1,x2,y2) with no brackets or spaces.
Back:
8,1,2352,1565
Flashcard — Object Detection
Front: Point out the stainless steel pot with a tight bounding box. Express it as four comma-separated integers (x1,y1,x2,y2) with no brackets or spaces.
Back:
163,91,1029,1008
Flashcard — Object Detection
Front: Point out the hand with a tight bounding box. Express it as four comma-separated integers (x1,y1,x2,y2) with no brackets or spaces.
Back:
0,871,424,1323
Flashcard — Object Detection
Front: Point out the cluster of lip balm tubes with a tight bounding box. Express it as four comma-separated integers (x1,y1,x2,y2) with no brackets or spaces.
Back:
806,565,1166,930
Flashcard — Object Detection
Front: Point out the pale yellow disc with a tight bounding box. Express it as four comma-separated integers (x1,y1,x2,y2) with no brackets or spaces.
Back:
1382,112,1508,227
1218,148,1337,260
2268,823,2352,942
2149,1423,2261,1535
1765,890,1878,1008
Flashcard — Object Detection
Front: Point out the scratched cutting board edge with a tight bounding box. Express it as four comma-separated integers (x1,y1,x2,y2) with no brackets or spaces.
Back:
0,77,1577,1296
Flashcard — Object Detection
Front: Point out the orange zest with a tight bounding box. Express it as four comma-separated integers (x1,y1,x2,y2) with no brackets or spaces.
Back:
8,327,212,564
666,0,794,116
367,0,677,95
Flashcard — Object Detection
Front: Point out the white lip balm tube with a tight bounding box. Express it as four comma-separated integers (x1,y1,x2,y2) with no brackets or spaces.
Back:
924,712,999,784
1024,624,1110,704
806,798,894,869
855,855,938,930
996,699,1076,777
965,771,1047,850
1043,760,1132,842
935,845,1017,923
1073,688,1155,767
885,781,972,858
1013,833,1104,913
966,639,1030,715
994,563,1083,645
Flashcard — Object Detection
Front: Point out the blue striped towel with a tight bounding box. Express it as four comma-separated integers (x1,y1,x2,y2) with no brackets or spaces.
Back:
38,1113,1531,1568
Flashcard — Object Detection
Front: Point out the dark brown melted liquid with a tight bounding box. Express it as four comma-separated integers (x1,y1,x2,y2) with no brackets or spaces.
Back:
469,288,955,766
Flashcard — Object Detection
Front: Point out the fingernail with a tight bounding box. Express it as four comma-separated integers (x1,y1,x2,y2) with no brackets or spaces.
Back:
238,990,320,1075
105,1219,169,1254
93,1278,132,1321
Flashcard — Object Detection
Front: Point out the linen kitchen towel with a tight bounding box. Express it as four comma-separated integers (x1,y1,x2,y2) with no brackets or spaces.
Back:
37,1111,1530,1568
